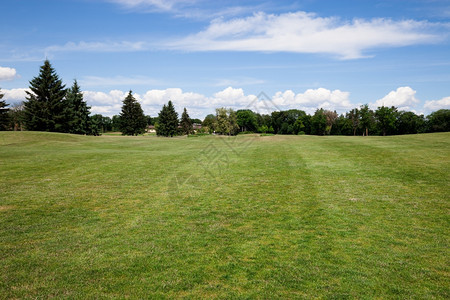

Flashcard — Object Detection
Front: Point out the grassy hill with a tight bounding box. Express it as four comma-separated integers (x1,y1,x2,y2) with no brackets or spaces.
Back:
0,131,449,298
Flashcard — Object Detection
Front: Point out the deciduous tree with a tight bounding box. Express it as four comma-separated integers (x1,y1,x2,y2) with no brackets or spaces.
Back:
324,110,338,135
375,106,398,136
215,108,239,135
236,109,257,132
359,104,374,136
347,108,360,136
426,109,450,132
311,109,327,135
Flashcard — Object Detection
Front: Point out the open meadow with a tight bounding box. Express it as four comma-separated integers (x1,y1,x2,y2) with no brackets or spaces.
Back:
0,132,449,298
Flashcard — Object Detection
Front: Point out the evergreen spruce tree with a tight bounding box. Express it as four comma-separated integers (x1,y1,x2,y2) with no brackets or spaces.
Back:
156,104,168,136
180,107,193,135
0,88,10,130
63,80,91,134
157,100,178,137
89,114,103,136
24,60,66,131
119,91,147,136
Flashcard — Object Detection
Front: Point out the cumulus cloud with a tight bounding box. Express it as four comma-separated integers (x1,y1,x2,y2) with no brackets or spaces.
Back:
141,88,206,107
424,96,450,111
83,90,128,105
272,88,352,112
167,11,442,59
0,66,17,81
79,86,353,117
374,86,419,110
1,88,29,103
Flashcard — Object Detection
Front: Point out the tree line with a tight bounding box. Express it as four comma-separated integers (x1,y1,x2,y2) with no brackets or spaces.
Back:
0,60,449,136
222,105,449,136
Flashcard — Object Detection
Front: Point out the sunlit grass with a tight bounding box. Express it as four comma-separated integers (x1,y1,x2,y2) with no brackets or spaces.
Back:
0,131,448,298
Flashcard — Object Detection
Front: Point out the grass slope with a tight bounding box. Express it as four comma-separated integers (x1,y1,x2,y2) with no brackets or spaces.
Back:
0,132,449,298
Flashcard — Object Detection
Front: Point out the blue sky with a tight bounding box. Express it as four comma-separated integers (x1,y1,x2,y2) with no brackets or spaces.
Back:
1,0,449,118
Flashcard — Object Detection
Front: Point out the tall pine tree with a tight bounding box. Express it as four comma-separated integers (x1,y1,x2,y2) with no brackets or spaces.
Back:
63,80,91,134
180,107,193,136
157,100,178,137
24,60,66,132
119,91,147,136
0,88,9,130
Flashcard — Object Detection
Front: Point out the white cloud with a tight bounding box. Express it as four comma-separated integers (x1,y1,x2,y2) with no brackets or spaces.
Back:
273,88,352,112
80,86,354,118
424,96,450,111
45,41,146,54
213,77,265,87
374,86,419,110
141,88,207,107
107,0,195,11
79,75,160,87
83,90,128,105
0,66,17,81
1,88,29,103
167,11,442,59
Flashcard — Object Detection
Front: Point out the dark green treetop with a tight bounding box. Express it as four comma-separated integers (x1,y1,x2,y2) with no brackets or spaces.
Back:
119,91,147,136
0,88,10,130
375,106,398,136
24,60,66,132
157,100,179,137
63,80,91,134
180,107,193,136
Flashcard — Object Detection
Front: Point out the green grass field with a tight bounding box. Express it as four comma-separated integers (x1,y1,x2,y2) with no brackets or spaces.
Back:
1,132,449,298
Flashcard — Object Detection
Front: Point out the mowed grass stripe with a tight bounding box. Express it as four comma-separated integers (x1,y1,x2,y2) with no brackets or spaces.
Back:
0,132,448,298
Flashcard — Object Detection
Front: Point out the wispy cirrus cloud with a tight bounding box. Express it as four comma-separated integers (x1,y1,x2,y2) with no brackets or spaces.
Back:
212,77,266,87
45,41,147,55
20,11,447,61
79,75,161,88
105,0,197,12
166,11,446,59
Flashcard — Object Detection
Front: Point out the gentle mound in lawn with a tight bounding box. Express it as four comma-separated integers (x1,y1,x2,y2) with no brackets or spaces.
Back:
0,131,449,298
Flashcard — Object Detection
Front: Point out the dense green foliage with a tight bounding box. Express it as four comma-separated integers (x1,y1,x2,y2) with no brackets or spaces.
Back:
427,109,450,132
24,60,67,132
215,107,239,135
236,109,257,132
62,80,91,135
157,101,179,137
119,91,147,136
180,107,193,135
0,88,9,130
6,103,25,131
0,132,448,298
311,108,327,135
206,106,449,136
15,61,101,135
